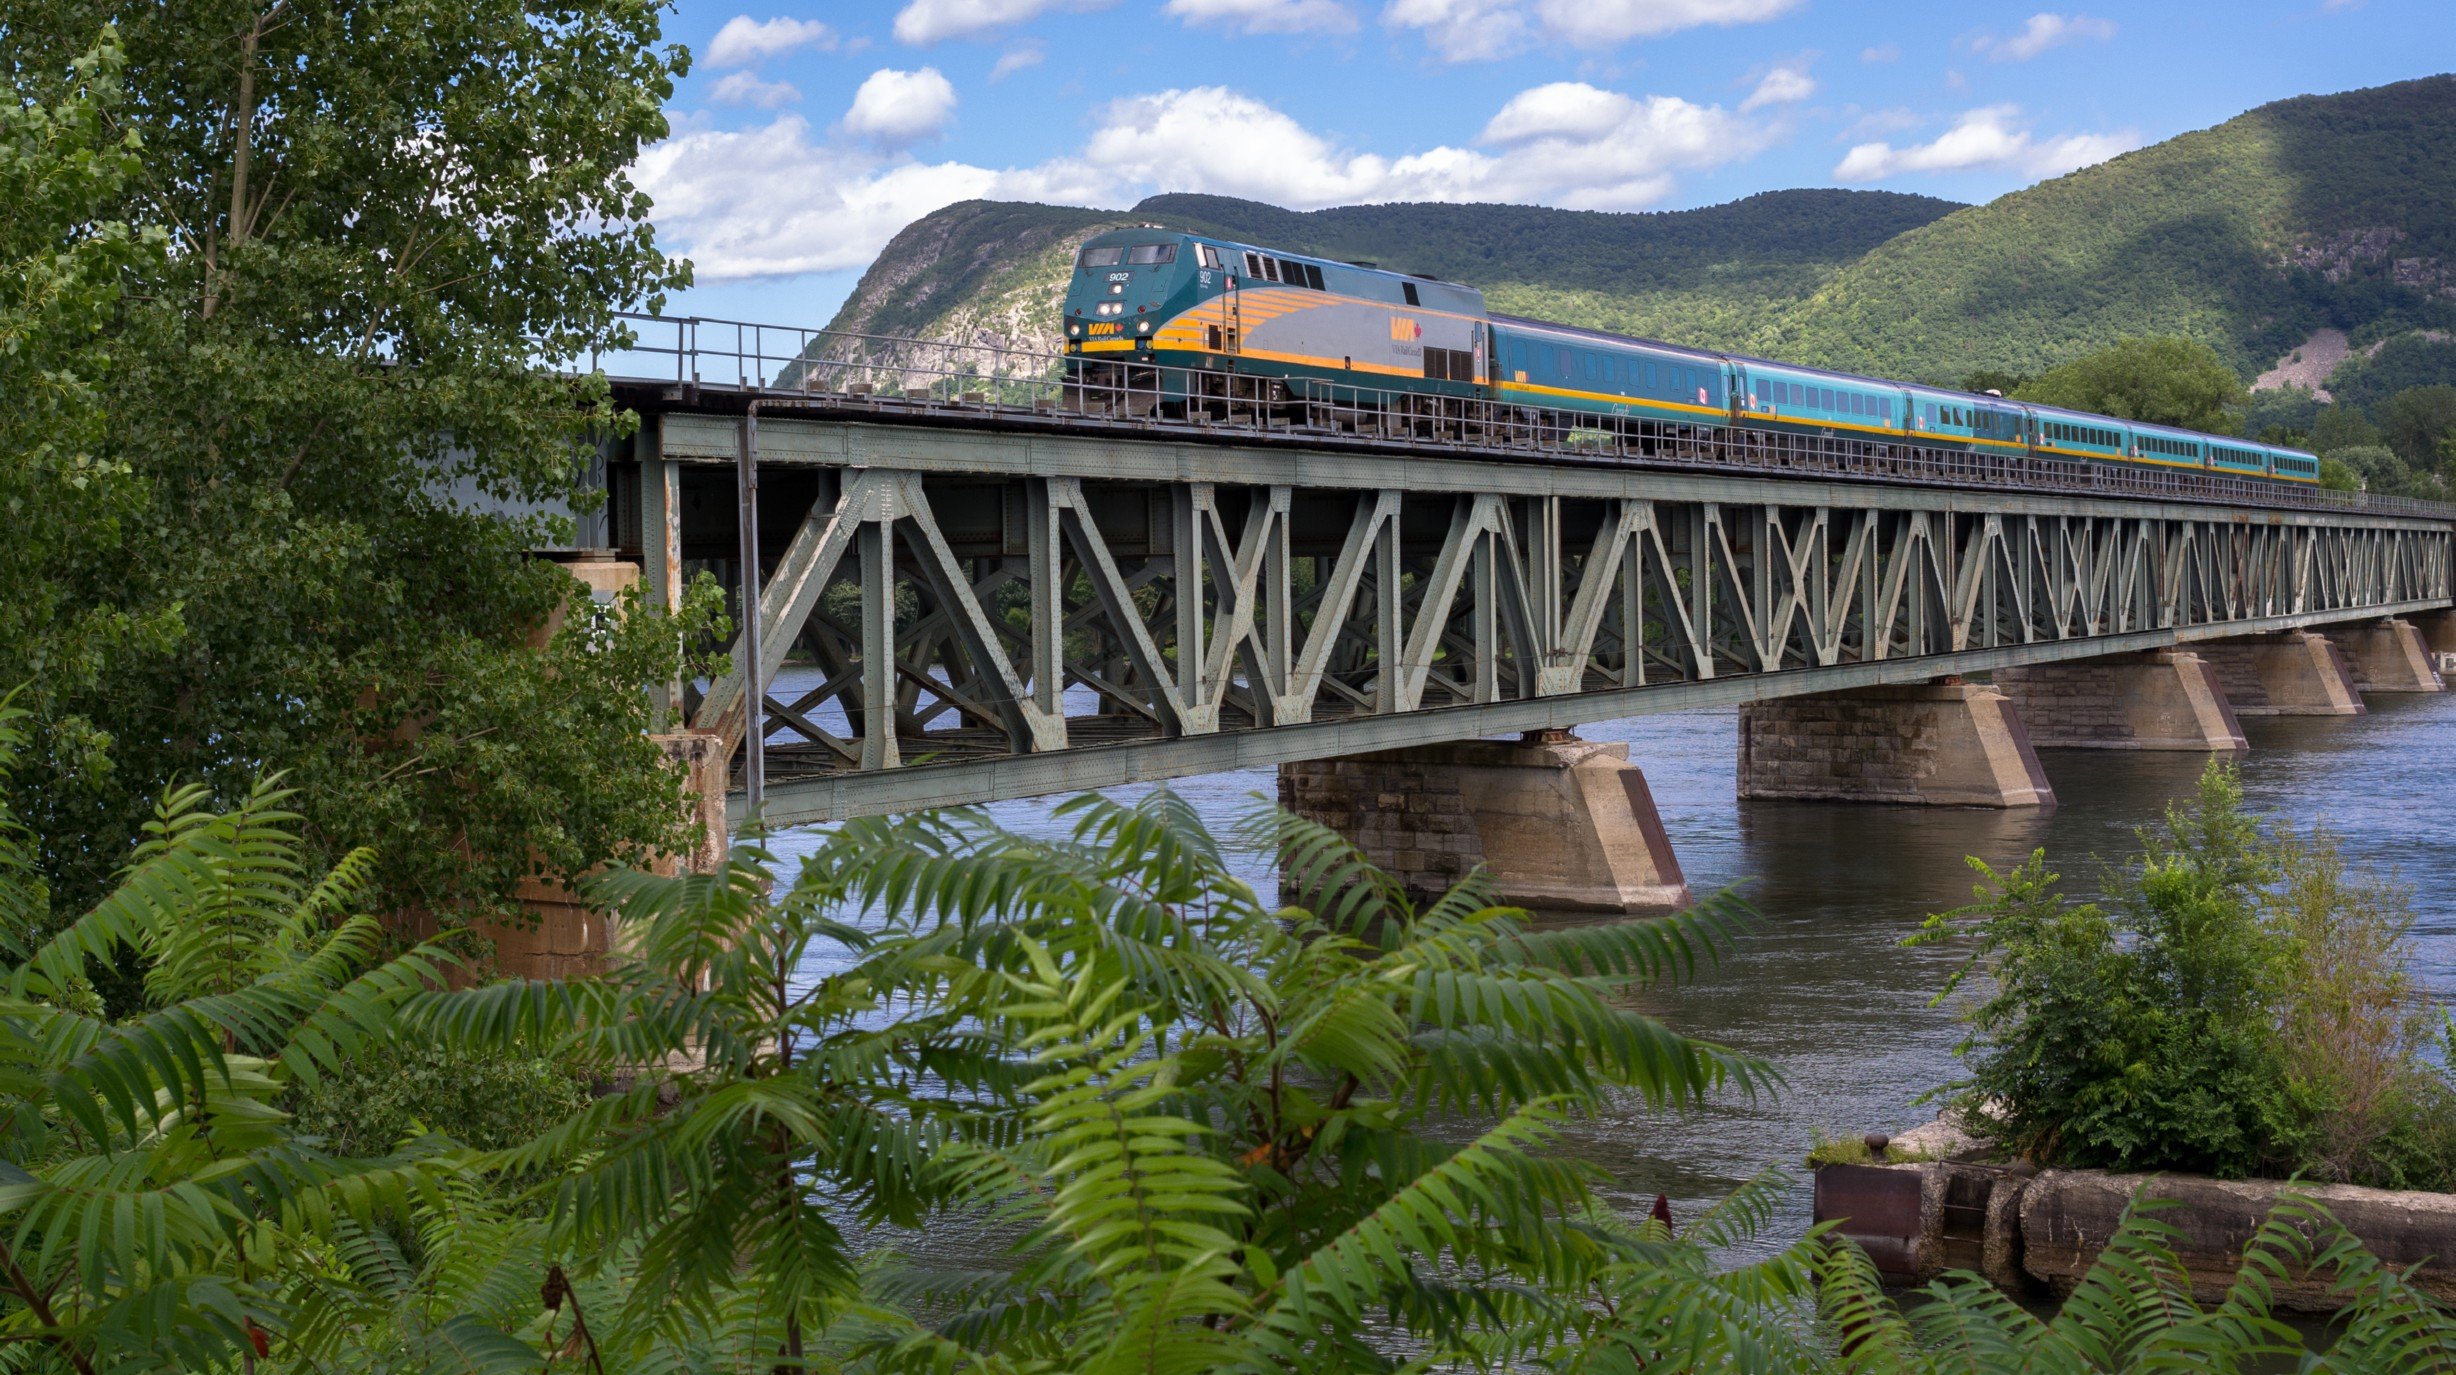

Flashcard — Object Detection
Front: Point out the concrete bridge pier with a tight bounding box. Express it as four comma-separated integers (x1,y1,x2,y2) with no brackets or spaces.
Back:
1992,650,2247,752
1736,681,2055,808
2321,618,2445,694
2193,632,2366,716
1278,736,1691,916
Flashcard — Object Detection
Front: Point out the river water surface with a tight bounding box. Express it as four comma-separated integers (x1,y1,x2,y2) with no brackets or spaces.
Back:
769,687,2456,1264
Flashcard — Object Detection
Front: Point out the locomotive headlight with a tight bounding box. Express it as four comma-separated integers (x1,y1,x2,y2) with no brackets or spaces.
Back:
1068,325,1080,337
1137,319,1151,334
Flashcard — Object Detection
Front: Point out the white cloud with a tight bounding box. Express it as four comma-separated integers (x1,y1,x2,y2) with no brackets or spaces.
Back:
1067,83,1741,210
1382,0,1797,61
892,0,1115,44
1976,12,2116,61
843,67,959,145
1542,0,1798,45
644,81,1754,280
706,16,836,68
989,42,1045,79
710,72,802,108
1740,62,1815,112
1167,0,1358,32
1380,0,1523,61
637,118,998,278
1861,42,1899,62
1832,104,2136,182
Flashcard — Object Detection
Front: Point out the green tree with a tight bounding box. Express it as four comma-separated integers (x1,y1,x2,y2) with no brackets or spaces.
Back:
2311,400,2385,453
2011,336,2250,434
2381,384,2456,473
2328,443,2436,499
3,6,716,928
0,37,180,828
1958,368,2030,396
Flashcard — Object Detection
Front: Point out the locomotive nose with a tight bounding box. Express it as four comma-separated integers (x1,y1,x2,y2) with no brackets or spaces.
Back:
1060,251,1173,348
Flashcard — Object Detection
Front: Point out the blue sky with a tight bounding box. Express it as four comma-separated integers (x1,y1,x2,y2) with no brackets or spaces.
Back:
640,0,2454,329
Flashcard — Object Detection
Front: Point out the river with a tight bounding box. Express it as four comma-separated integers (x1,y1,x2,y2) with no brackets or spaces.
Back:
767,685,2456,1265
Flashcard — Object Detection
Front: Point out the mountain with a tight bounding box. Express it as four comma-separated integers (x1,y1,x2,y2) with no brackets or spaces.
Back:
1768,75,2456,384
810,75,2456,396
816,189,1962,361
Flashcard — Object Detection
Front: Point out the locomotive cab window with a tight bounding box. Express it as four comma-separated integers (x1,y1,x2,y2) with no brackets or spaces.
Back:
1126,243,1177,265
1198,244,1222,269
1081,246,1124,267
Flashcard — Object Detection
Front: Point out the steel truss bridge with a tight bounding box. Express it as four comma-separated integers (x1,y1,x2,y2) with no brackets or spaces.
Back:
594,318,2456,827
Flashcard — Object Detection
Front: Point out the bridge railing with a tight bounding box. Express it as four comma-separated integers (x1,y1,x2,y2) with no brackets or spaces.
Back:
590,312,2454,521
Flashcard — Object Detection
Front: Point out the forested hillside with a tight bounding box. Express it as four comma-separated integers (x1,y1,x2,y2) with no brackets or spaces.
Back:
1770,75,2456,384
814,75,2456,398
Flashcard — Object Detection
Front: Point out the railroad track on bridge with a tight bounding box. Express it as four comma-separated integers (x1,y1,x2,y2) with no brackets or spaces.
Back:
586,318,2456,826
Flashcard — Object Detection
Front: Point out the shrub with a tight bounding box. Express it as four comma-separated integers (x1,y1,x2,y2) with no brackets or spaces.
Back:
1918,761,2456,1188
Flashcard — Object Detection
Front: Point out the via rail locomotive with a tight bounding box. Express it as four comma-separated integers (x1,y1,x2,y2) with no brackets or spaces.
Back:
1059,227,2321,488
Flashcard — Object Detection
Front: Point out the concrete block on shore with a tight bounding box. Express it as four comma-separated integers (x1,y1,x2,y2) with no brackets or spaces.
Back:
2019,1169,2456,1311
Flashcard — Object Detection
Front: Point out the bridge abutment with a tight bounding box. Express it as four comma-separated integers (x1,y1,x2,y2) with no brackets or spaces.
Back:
1736,682,2055,808
1992,650,2247,752
1277,737,1691,916
2321,618,2445,694
2193,632,2367,716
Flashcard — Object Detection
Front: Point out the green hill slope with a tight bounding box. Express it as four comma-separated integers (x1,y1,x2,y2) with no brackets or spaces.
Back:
809,76,2456,393
1768,75,2456,383
816,188,1961,360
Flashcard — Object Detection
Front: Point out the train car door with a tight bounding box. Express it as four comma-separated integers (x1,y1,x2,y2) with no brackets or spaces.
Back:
1225,269,1242,359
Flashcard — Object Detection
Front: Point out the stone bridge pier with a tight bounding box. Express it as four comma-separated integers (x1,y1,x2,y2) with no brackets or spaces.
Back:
1278,736,1690,916
2321,618,2445,693
1993,650,2246,752
1736,681,2057,808
2193,632,2367,716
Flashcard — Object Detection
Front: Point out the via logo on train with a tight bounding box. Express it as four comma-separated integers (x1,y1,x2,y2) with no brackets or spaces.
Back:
1061,228,2320,487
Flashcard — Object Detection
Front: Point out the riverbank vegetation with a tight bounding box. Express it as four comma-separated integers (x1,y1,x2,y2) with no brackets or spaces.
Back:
5,702,2455,1370
1917,760,2456,1189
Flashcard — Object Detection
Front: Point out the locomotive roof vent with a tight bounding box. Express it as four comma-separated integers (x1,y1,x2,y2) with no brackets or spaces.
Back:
1345,260,1378,269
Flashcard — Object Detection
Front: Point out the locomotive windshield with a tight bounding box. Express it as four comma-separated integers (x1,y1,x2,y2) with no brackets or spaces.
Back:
1079,246,1122,266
